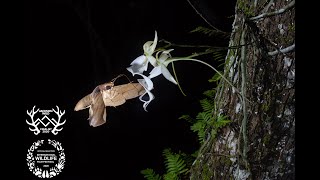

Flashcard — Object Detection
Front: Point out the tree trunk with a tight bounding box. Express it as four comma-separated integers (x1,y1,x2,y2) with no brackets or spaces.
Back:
190,0,295,179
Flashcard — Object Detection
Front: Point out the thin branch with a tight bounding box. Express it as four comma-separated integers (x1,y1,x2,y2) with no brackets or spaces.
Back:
268,44,295,56
186,0,223,32
249,0,295,21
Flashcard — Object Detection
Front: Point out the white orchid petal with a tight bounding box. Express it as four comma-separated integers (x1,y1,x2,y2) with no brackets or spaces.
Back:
148,55,157,67
161,65,177,84
128,55,149,74
127,63,147,75
143,41,153,53
139,90,154,111
159,53,170,63
149,66,162,79
149,31,158,54
126,66,135,75
137,75,154,91
136,75,155,111
130,55,146,65
143,31,158,55
159,49,174,63
163,60,170,67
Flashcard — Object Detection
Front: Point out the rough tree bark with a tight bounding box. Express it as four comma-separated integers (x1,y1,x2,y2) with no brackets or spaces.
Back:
190,0,295,179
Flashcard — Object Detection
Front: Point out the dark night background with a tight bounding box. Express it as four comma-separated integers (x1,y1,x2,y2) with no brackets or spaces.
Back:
24,0,235,179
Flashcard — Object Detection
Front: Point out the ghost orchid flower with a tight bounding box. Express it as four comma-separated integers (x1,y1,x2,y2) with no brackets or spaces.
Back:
148,49,177,84
127,31,158,75
126,31,159,111
127,31,240,111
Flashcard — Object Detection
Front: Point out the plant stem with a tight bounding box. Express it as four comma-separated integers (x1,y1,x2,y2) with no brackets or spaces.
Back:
171,62,187,96
165,58,236,94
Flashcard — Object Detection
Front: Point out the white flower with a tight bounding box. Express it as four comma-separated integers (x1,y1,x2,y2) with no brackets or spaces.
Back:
148,49,177,84
127,31,178,111
137,75,155,111
127,31,158,75
127,30,235,111
127,31,159,111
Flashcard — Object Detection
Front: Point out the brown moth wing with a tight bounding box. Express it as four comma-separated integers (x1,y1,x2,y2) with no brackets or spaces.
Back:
101,88,126,107
120,83,145,99
74,85,101,111
74,94,92,111
101,83,145,107
88,92,107,127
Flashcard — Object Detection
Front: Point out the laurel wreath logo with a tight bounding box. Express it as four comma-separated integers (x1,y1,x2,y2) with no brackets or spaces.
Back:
26,139,66,178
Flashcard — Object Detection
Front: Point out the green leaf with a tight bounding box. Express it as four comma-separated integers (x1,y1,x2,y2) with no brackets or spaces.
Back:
162,149,189,178
179,115,195,124
190,26,230,39
196,112,212,122
199,99,214,112
191,121,206,142
208,73,222,83
214,115,232,128
163,172,179,180
203,89,216,98
141,168,162,180
212,50,227,62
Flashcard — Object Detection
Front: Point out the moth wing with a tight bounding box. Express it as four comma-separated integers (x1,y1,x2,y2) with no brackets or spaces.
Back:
74,94,92,111
88,92,107,127
102,89,126,107
115,83,145,100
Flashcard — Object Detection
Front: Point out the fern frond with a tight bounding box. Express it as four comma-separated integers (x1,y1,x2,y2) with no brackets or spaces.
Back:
141,168,162,180
199,99,214,112
196,112,212,122
190,26,230,38
163,172,179,180
214,115,232,128
163,149,188,178
211,50,227,62
190,121,206,142
203,89,216,99
208,73,222,83
191,150,199,158
179,114,195,124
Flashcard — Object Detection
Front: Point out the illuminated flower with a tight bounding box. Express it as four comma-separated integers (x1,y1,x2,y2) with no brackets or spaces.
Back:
127,31,158,75
148,49,177,84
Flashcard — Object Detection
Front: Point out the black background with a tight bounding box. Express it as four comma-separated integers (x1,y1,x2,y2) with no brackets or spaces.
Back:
24,0,235,179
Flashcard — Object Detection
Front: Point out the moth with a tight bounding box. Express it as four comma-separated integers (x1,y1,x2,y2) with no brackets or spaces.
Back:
74,75,145,127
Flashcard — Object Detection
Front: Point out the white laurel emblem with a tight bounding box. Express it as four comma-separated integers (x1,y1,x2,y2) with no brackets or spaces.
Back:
26,139,66,178
26,106,66,135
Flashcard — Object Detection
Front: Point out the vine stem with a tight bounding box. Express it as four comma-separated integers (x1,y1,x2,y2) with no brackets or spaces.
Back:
249,0,295,21
240,27,250,171
268,43,295,56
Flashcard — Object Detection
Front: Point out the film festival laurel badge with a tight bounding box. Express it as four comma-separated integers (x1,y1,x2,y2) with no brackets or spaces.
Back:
26,106,66,178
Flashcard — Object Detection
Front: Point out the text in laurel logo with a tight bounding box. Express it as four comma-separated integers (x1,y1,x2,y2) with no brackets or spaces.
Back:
26,139,66,178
